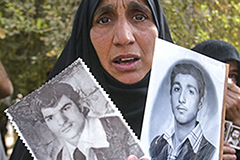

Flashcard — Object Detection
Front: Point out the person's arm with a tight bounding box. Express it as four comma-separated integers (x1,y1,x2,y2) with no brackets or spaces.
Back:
222,82,240,160
226,83,240,126
0,61,13,98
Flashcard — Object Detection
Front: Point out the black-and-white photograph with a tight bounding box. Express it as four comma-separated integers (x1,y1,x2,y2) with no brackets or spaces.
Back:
141,38,228,160
226,125,240,150
6,58,144,160
225,120,233,140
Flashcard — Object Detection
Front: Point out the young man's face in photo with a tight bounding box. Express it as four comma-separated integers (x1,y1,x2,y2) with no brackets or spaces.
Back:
171,73,202,125
41,95,85,141
232,129,240,140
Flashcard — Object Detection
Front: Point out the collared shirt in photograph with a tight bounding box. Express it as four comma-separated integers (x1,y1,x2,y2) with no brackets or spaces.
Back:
163,123,203,160
60,117,109,160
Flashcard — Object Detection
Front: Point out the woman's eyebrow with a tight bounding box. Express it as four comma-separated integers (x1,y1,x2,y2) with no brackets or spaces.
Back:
93,1,151,17
127,1,151,13
93,3,115,17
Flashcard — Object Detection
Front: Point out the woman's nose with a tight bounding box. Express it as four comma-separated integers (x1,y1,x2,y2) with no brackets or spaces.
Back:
112,17,135,46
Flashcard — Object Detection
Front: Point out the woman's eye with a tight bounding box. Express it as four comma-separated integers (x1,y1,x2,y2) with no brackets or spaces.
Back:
98,17,111,24
133,14,147,21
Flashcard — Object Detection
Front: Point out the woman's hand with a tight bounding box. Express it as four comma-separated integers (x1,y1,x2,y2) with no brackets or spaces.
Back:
124,155,149,160
223,142,237,160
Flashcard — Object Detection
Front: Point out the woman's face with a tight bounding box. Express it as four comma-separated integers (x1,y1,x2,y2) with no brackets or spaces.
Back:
90,0,158,84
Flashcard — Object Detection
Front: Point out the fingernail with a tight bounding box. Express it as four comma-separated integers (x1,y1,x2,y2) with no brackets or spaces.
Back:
231,148,236,153
233,155,237,160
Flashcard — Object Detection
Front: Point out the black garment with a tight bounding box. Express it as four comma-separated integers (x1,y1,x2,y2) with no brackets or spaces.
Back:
150,135,216,160
10,0,173,159
237,150,240,160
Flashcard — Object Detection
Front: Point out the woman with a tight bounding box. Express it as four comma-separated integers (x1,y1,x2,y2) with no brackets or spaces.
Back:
10,0,173,160
192,39,240,160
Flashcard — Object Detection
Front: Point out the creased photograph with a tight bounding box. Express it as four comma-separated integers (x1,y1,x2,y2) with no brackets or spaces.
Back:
6,58,144,160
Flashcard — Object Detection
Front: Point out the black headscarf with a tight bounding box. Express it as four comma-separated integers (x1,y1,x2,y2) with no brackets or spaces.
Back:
192,39,240,86
47,0,173,137
10,0,172,159
47,0,173,82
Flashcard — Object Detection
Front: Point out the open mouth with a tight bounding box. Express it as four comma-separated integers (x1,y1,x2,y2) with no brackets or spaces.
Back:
112,55,140,71
114,57,139,64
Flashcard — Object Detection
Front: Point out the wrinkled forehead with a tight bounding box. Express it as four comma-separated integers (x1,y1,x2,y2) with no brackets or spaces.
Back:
96,0,149,7
93,0,151,15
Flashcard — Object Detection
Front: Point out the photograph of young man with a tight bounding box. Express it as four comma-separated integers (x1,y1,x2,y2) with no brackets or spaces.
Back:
149,63,216,160
36,82,109,160
33,81,144,160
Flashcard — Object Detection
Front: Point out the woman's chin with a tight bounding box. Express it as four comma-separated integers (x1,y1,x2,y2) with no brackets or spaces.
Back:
113,73,146,84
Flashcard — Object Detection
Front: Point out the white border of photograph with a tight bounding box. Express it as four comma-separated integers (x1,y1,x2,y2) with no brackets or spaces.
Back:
141,38,227,159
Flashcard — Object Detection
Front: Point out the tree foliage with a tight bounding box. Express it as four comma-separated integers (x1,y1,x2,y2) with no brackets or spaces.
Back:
0,0,80,101
161,0,240,50
0,0,239,103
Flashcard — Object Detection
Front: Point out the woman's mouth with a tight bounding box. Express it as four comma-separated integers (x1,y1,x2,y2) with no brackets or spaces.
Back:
112,55,140,71
114,57,139,64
